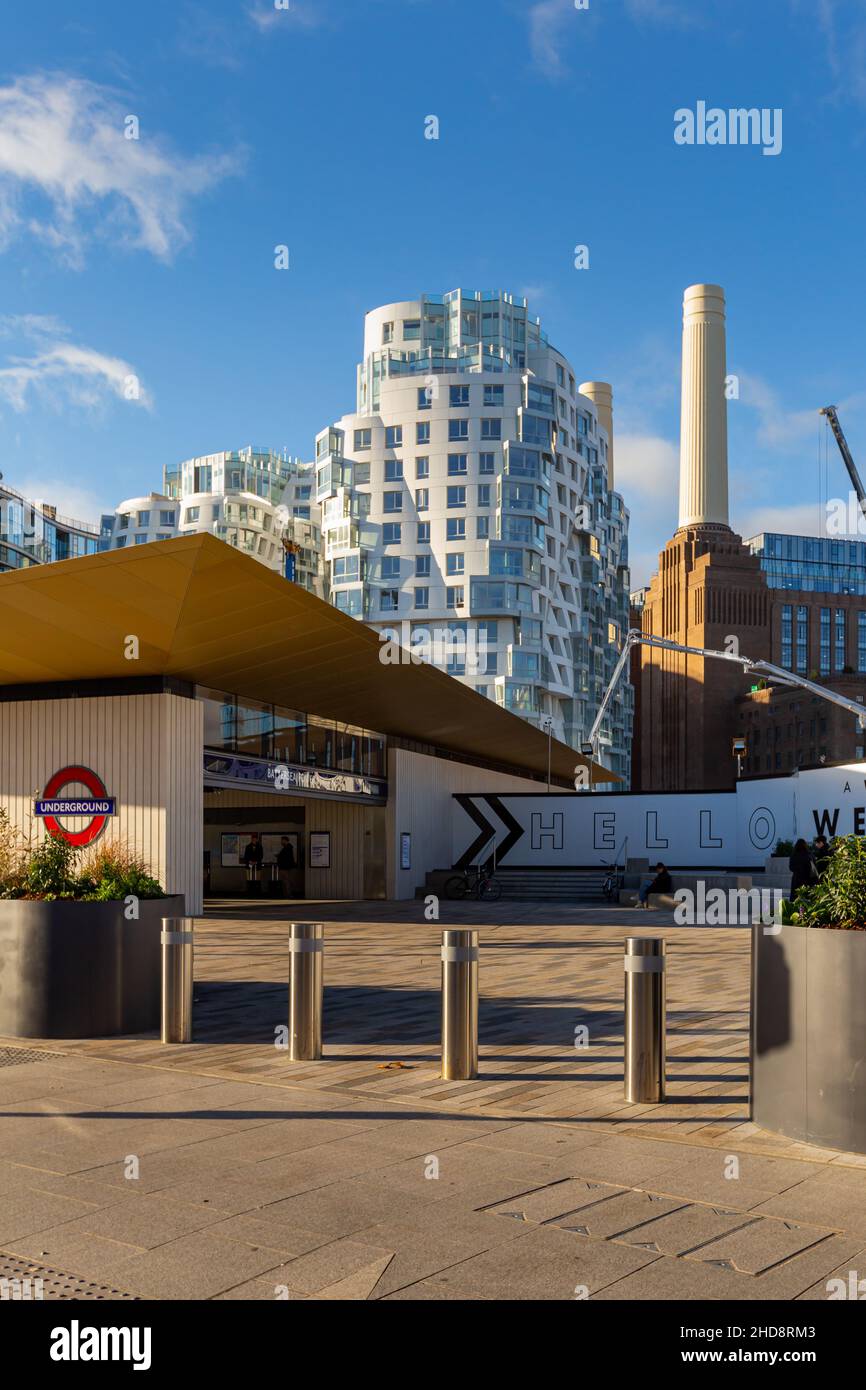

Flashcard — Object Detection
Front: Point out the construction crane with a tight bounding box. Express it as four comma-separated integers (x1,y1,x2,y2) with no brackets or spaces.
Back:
582,628,866,779
819,406,866,528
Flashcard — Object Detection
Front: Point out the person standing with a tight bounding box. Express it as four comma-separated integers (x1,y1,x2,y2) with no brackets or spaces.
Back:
276,836,296,898
812,835,831,878
243,831,264,896
788,839,817,901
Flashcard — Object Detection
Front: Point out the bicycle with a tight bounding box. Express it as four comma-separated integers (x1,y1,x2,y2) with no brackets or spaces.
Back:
445,865,502,902
601,862,623,902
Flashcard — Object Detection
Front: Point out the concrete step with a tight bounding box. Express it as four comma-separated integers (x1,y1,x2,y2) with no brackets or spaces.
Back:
492,869,608,902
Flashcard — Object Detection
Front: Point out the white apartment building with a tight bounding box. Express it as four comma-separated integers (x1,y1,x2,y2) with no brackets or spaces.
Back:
101,448,325,599
314,289,632,779
99,493,180,550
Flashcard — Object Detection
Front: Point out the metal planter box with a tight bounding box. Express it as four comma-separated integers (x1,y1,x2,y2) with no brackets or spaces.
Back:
752,921,866,1155
0,895,185,1039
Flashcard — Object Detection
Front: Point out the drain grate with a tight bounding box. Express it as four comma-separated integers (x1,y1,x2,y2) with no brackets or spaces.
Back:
0,1047,67,1068
0,1253,138,1301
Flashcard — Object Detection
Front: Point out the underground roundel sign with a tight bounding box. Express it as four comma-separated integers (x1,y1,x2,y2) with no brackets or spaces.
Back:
34,766,117,847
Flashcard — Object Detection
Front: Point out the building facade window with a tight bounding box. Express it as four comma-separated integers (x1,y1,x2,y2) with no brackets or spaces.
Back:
448,419,469,441
415,456,429,478
416,422,430,445
781,604,793,669
384,460,403,482
449,385,469,408
835,608,846,670
820,607,831,676
796,604,808,673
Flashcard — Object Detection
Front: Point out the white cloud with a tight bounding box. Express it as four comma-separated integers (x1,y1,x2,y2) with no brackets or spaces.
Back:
0,314,151,414
613,431,679,585
527,0,694,78
3,477,107,528
0,73,242,264
625,0,695,23
732,500,827,542
736,371,819,450
248,1,327,33
527,0,573,79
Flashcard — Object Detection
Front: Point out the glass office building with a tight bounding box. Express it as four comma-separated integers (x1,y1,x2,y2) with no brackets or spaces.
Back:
747,532,866,596
0,481,99,572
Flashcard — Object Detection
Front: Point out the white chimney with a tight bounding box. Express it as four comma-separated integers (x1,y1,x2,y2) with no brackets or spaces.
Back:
677,284,729,530
578,381,614,490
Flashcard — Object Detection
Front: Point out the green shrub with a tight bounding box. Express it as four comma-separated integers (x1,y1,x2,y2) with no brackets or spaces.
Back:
78,844,164,901
785,834,866,931
0,817,166,902
774,839,794,858
23,837,79,900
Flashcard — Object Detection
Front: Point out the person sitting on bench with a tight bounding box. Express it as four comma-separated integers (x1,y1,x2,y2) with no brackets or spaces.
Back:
637,863,672,908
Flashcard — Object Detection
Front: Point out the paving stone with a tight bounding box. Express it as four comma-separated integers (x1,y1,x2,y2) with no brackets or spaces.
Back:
246,1176,437,1238
201,1215,333,1258
317,1252,395,1299
413,1223,659,1300
614,1203,758,1256
0,1189,101,1244
471,1123,608,1161
347,1218,523,1298
795,1246,866,1300
100,1229,290,1300
646,1153,816,1211
60,1193,228,1248
3,1229,145,1283
550,1188,687,1239
484,1177,628,1225
214,1278,308,1300
274,1237,396,1295
752,1169,866,1234
684,1217,834,1274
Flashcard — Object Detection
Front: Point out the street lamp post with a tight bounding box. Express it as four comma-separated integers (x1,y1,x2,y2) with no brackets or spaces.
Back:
542,716,553,793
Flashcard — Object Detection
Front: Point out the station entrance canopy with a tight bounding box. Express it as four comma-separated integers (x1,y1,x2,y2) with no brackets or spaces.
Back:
0,534,610,786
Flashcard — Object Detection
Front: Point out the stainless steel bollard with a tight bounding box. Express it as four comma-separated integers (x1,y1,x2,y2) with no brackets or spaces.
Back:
289,922,324,1061
441,929,479,1080
161,917,194,1044
624,936,666,1103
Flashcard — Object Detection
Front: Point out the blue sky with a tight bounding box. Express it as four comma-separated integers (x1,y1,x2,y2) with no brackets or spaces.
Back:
1,0,865,582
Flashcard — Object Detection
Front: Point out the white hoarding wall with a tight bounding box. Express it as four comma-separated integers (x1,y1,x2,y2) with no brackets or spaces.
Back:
451,763,866,870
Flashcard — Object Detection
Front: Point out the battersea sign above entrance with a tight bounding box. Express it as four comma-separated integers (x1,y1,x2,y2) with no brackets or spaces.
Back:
452,764,866,869
34,766,117,847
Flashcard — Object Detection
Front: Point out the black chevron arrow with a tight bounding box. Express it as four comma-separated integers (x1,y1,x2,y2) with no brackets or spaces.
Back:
453,794,497,870
484,794,524,867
